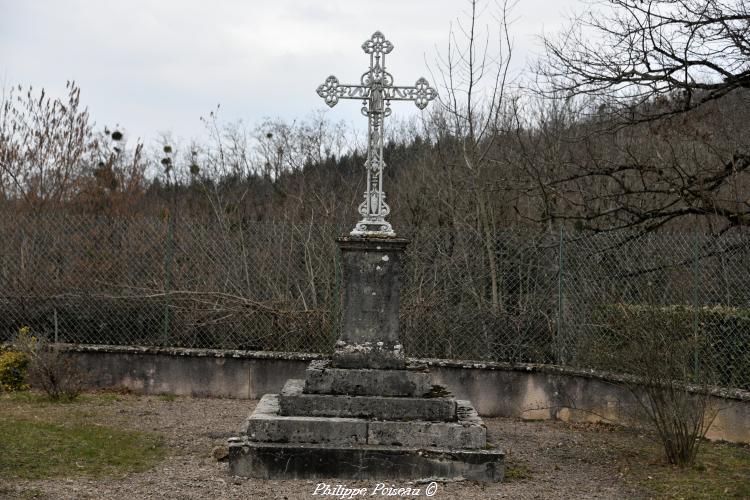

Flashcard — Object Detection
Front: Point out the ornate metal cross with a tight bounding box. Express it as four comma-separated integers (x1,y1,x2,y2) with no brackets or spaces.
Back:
317,31,437,237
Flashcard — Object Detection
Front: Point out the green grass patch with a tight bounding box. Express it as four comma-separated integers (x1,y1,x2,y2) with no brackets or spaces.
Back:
157,393,177,402
88,392,123,403
0,417,165,479
3,390,118,404
3,390,50,404
636,441,750,499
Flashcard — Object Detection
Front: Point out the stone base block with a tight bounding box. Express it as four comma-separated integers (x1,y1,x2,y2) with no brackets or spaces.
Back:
304,360,432,397
367,421,485,449
245,394,367,446
279,379,456,421
247,395,487,450
332,341,407,370
368,400,486,449
228,439,505,482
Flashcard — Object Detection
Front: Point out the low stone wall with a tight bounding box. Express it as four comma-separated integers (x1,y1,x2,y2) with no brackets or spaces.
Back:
64,344,317,399
62,344,750,444
424,360,750,444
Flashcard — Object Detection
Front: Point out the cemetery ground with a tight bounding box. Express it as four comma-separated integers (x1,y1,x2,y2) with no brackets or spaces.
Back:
0,391,748,499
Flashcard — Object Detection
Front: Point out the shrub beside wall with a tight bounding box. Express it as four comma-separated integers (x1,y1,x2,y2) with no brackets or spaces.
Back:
0,346,29,392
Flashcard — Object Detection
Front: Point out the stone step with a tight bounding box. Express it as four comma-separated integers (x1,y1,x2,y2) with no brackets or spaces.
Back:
228,439,505,482
245,394,367,446
303,359,432,397
279,379,456,421
368,400,486,449
246,394,487,449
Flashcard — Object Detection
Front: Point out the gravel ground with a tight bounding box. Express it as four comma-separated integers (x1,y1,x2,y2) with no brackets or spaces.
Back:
3,394,647,499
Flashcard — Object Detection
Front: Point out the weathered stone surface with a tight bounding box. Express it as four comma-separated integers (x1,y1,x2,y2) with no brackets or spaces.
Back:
245,393,483,449
304,360,431,397
367,401,487,449
245,394,368,445
228,439,505,482
455,399,484,424
332,341,406,369
367,420,485,449
279,379,456,421
333,237,408,369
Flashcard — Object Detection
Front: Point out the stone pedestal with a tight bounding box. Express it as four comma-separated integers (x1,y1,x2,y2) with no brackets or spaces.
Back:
333,236,408,369
228,235,504,482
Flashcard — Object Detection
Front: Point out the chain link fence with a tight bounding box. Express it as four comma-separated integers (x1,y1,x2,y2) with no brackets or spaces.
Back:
1,213,748,390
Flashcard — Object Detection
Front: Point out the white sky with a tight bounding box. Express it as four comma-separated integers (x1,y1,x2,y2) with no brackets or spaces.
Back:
0,0,581,145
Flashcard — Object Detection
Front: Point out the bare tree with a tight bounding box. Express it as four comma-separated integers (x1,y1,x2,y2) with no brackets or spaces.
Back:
430,0,516,311
0,82,94,209
538,0,750,122
0,82,148,214
72,127,147,215
530,0,750,233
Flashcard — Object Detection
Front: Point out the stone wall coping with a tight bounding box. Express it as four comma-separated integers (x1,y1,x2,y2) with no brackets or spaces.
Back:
336,236,410,250
51,343,750,402
421,357,750,402
54,343,324,362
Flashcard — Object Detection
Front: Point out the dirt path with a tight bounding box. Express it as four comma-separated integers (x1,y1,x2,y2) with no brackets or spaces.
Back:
3,394,645,499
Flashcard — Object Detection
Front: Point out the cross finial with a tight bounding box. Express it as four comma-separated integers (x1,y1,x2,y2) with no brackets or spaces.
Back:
317,32,437,237
362,31,393,55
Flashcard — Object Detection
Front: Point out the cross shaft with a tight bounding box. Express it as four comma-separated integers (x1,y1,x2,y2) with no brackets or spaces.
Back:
317,31,437,237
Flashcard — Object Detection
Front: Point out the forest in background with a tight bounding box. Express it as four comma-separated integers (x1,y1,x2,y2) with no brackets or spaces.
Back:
0,0,748,238
1,82,748,235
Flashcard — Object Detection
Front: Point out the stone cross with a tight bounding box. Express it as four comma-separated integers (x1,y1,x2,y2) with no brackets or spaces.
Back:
228,34,503,482
317,31,437,237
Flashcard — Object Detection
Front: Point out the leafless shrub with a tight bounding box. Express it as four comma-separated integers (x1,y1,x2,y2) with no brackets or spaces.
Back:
13,328,83,401
590,304,720,466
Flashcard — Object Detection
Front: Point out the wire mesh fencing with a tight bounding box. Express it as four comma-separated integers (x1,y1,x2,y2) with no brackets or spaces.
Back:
1,213,748,390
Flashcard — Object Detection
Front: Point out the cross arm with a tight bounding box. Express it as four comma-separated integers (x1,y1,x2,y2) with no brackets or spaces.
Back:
384,78,437,109
317,75,371,108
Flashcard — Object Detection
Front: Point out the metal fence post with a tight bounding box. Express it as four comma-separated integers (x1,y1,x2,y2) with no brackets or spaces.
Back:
162,212,175,346
692,231,700,377
53,307,59,343
557,226,565,365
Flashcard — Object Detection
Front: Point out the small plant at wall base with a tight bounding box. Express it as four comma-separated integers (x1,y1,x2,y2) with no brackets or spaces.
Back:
590,304,719,467
13,326,84,401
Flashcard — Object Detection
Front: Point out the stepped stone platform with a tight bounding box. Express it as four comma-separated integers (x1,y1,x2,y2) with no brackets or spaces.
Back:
228,236,504,481
228,363,504,481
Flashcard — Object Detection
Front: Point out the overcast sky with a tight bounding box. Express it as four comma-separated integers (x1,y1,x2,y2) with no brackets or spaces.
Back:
0,0,581,145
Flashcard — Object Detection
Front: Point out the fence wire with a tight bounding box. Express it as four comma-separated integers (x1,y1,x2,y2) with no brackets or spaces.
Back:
1,213,748,390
